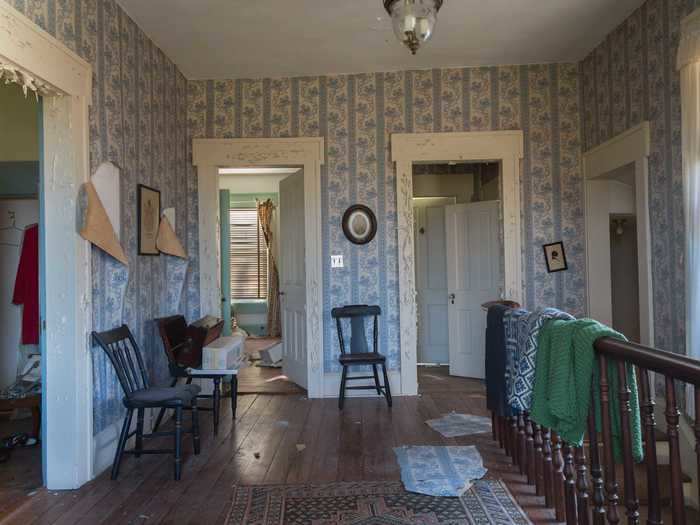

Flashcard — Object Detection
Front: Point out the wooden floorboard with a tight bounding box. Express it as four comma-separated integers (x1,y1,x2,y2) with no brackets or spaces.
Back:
1,367,569,524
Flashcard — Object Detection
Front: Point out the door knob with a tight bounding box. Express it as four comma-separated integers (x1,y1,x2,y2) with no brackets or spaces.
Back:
449,293,456,305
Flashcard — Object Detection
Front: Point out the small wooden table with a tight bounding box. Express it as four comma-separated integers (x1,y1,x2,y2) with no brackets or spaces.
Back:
186,368,239,435
0,394,41,440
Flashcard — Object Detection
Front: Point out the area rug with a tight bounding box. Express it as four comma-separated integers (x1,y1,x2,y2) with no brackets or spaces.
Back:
393,445,487,496
426,413,492,438
224,480,533,524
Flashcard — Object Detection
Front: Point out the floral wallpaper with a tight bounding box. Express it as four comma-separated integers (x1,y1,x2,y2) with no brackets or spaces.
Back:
188,65,586,372
5,0,199,433
580,0,700,355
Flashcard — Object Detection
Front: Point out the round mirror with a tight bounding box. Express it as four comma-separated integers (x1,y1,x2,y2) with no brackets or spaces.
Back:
342,204,377,245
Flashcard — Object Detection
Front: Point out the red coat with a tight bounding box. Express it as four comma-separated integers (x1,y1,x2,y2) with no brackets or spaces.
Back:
13,224,39,345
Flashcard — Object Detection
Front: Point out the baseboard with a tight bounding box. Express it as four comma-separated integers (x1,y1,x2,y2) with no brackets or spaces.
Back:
320,370,402,398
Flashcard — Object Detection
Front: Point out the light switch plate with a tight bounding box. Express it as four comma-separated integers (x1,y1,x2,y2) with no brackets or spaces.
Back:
331,255,344,268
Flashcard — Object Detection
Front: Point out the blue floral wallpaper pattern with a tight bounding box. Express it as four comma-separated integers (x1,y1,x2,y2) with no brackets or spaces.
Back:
5,0,200,434
580,0,700,355
188,65,587,372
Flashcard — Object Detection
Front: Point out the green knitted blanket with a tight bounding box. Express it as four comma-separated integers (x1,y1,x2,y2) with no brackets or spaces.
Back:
530,318,643,463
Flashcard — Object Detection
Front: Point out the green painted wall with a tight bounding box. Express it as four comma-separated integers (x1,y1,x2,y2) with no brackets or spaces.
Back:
0,83,39,161
0,83,40,197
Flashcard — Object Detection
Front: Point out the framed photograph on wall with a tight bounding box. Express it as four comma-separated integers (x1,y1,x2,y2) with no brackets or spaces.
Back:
543,241,567,273
137,184,160,255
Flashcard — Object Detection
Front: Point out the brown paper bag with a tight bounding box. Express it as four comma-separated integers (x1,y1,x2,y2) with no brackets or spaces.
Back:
79,181,128,265
156,215,187,259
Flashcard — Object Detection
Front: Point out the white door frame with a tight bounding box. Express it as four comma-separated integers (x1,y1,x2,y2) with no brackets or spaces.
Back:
192,138,325,397
391,131,524,395
0,3,93,489
583,122,654,345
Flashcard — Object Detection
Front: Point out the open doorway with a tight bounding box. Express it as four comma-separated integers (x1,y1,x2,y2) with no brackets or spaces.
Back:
218,167,305,395
0,83,42,507
412,161,504,389
583,123,653,346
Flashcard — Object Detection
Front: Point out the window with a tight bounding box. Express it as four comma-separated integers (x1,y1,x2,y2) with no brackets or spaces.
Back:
230,207,268,299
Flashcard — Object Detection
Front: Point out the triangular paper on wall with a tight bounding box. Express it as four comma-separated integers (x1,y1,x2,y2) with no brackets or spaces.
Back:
156,215,187,259
79,181,128,266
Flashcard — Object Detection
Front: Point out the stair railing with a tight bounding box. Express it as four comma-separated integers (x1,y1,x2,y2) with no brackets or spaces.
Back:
490,336,700,525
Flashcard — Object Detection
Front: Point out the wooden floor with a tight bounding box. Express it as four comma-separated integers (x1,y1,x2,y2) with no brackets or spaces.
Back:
1,367,561,524
0,416,41,520
238,337,306,395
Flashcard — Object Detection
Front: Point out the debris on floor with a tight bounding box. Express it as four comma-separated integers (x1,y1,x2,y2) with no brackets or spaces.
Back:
254,452,261,459
393,445,487,497
425,412,492,438
295,444,306,452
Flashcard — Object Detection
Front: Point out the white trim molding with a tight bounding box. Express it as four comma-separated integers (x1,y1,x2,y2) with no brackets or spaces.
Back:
391,131,524,396
192,137,325,398
583,122,654,346
1,2,93,489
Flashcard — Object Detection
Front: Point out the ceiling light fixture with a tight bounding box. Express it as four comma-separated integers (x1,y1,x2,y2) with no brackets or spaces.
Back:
384,0,443,55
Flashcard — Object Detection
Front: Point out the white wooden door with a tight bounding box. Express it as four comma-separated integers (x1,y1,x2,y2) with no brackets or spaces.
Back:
279,170,307,388
413,197,454,364
445,201,501,378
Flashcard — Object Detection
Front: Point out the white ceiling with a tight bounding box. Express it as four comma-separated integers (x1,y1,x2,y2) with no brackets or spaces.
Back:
118,0,644,80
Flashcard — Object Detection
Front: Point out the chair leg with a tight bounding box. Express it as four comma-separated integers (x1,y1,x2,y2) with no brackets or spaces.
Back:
153,378,178,432
174,406,183,481
191,400,200,455
213,377,221,435
381,363,392,408
135,408,144,458
111,409,133,480
230,374,238,419
372,365,382,395
339,366,348,410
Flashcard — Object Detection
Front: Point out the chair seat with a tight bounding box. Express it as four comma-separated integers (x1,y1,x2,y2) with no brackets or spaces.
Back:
126,384,201,408
338,352,386,365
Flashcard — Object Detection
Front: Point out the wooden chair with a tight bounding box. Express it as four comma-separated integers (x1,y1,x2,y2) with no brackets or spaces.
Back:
331,304,392,409
154,315,238,435
92,325,201,481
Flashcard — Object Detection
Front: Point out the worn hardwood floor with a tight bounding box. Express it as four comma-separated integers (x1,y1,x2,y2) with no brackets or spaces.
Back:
1,367,560,524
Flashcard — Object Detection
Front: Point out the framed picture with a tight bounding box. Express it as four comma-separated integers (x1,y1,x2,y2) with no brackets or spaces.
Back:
137,184,161,255
543,241,568,273
342,204,377,245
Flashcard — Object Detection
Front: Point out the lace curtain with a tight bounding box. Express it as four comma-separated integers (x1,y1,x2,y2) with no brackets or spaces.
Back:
257,199,281,337
678,9,700,417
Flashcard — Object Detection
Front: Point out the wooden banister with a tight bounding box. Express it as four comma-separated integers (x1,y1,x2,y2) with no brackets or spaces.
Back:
488,333,700,525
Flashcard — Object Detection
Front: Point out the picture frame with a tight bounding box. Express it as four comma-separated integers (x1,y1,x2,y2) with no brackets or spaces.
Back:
542,241,568,273
342,204,377,245
137,184,161,256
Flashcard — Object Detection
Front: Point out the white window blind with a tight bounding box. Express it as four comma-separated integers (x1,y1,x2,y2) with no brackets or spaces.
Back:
230,207,268,300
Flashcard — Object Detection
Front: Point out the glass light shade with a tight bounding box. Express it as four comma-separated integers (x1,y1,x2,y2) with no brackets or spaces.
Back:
388,0,440,55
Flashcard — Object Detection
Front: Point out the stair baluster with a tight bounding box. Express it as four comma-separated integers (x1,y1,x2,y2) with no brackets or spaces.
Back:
563,443,578,525
587,406,605,525
542,426,555,509
665,376,686,525
616,361,640,525
533,423,545,496
518,412,526,473
524,411,535,483
598,355,620,525
510,415,519,463
552,432,566,522
638,368,661,525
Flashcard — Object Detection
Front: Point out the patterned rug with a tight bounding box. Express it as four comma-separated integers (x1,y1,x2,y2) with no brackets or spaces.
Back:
225,480,533,524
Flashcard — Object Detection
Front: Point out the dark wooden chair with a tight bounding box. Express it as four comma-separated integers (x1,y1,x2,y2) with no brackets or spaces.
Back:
331,304,392,409
153,315,238,435
91,325,201,481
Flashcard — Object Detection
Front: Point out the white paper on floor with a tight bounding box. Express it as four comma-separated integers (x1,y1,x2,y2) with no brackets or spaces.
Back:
393,445,488,497
426,413,492,438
